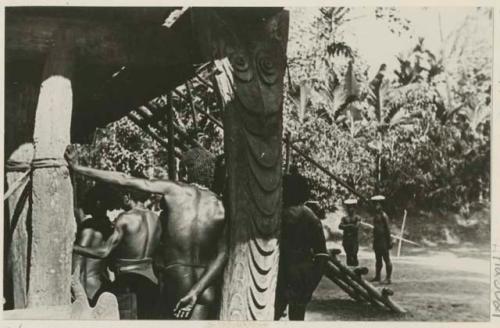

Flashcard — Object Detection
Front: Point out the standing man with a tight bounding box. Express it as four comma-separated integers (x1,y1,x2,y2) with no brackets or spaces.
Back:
370,195,393,284
274,173,329,321
66,146,227,320
339,199,361,267
73,183,114,307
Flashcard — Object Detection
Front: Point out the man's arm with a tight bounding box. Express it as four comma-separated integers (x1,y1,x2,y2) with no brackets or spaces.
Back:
299,207,328,295
72,227,94,275
73,218,125,259
65,147,182,195
339,217,347,230
354,215,361,228
71,164,181,195
382,213,392,248
174,218,228,319
339,217,356,230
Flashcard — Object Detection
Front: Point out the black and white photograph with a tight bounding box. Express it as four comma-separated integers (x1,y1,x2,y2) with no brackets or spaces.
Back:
1,2,497,323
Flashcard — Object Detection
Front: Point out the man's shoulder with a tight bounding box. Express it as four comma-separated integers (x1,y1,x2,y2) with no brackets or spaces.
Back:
80,218,113,237
115,210,140,223
302,205,322,224
190,183,218,196
120,207,156,217
191,183,223,202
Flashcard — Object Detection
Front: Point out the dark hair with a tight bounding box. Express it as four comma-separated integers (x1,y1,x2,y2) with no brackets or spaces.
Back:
181,147,216,187
283,172,310,206
82,183,113,213
212,154,226,196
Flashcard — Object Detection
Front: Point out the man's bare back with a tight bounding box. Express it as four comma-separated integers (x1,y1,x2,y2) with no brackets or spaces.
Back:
112,208,161,262
157,184,225,318
75,224,110,305
73,185,114,305
66,146,228,320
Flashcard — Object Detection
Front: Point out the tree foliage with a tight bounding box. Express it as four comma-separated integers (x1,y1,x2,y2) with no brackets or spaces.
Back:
285,7,491,220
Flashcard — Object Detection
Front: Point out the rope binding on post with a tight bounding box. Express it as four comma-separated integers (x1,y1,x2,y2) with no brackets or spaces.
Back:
4,158,67,201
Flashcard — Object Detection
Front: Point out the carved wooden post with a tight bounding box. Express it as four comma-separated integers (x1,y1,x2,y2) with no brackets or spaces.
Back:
27,28,77,309
194,9,289,320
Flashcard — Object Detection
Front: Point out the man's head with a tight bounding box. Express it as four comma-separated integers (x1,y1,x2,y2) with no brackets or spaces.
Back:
180,147,216,187
83,183,113,218
120,169,150,210
283,172,310,207
344,198,358,216
120,188,150,210
289,164,299,176
370,195,385,212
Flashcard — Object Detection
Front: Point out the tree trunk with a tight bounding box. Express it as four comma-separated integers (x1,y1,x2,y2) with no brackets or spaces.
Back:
27,28,77,310
193,9,289,320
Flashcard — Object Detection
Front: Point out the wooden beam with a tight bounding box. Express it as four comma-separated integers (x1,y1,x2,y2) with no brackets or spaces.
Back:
397,209,408,257
166,92,177,180
185,81,198,138
133,107,187,151
329,251,406,313
289,143,369,202
142,101,207,150
172,89,223,128
126,113,183,158
284,132,291,174
323,262,365,303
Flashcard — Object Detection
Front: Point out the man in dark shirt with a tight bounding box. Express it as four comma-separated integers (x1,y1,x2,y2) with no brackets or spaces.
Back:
339,199,361,267
370,195,393,284
274,171,328,321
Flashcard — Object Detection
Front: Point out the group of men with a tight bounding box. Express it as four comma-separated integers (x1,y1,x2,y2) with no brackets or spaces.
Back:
68,145,394,321
340,196,393,284
68,146,227,320
273,169,395,321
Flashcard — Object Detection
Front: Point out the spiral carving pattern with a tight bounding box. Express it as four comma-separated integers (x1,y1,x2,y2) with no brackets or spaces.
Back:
195,8,289,320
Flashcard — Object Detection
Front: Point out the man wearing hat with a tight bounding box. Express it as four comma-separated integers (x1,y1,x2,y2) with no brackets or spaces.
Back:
370,195,393,284
339,199,361,267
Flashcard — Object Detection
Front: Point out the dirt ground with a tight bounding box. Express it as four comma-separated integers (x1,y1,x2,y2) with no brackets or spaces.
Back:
305,243,490,321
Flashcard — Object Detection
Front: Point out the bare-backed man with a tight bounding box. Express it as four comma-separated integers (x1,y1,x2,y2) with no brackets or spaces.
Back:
70,163,162,319
73,183,114,307
66,146,227,320
275,170,328,321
